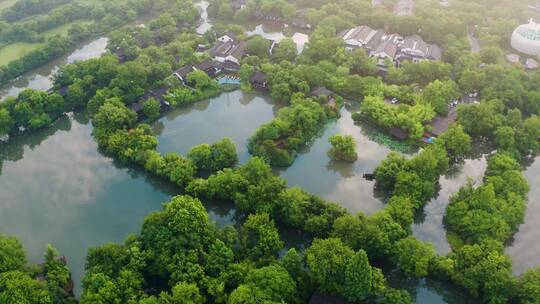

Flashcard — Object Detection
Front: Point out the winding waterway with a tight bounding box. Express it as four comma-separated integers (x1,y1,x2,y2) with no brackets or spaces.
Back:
413,156,488,255
195,1,212,35
0,2,537,300
279,104,393,215
506,156,540,275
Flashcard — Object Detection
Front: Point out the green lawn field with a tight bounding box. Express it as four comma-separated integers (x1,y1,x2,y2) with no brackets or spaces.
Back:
0,20,93,66
0,42,44,66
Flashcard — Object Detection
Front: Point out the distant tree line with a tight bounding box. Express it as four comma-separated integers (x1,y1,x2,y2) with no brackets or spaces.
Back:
0,0,166,87
1,0,540,302
1,0,72,22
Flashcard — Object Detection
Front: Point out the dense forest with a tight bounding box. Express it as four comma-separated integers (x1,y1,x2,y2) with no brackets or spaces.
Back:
1,0,540,303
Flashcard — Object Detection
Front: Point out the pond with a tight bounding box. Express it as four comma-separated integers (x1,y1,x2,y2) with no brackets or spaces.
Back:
0,91,282,296
279,104,394,215
153,90,282,163
506,156,540,275
0,37,109,100
413,156,487,255
0,90,281,296
0,91,478,303
0,115,175,296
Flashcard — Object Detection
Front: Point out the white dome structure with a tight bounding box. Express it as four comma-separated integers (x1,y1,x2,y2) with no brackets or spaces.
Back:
511,20,540,56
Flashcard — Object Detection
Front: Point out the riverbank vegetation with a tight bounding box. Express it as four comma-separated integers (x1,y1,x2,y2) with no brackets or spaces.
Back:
2,0,540,303
328,134,357,162
0,234,76,303
0,0,200,87
248,93,336,167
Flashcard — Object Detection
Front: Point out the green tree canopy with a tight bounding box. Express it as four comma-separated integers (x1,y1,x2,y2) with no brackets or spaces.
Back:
0,234,26,273
328,134,358,162
344,250,372,302
143,98,161,121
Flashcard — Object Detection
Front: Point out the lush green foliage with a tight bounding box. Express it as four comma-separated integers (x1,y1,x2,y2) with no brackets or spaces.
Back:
187,138,238,172
515,267,540,304
143,98,161,121
248,94,334,167
327,134,357,162
3,1,540,303
1,0,70,22
0,234,26,274
0,234,74,304
445,153,528,244
358,95,435,140
436,124,471,159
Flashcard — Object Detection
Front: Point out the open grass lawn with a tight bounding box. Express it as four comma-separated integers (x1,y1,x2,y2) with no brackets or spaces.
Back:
0,0,17,10
0,42,44,66
42,20,93,39
0,20,93,66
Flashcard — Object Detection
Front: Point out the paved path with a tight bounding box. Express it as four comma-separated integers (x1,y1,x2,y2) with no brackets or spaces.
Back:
468,27,481,53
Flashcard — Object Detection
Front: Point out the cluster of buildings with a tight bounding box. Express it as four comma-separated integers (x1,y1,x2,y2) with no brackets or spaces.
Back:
174,33,251,86
129,33,275,119
339,25,442,69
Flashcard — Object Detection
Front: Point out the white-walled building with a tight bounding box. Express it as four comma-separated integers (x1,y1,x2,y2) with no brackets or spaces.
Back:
511,20,540,56
338,25,441,66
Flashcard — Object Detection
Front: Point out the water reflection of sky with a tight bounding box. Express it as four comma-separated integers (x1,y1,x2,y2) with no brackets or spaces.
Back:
154,90,282,163
413,157,487,255
506,156,540,275
280,107,392,215
0,118,176,295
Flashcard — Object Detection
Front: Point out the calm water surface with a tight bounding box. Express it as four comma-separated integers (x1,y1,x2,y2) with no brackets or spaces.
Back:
506,156,540,275
279,105,392,215
0,90,280,294
0,94,477,303
154,90,282,163
0,115,175,295
413,156,487,255
385,270,473,304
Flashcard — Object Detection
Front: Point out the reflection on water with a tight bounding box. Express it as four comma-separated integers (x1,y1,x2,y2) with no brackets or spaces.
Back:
0,113,234,296
154,90,282,163
384,267,473,304
506,156,540,275
413,156,487,255
279,105,394,215
196,1,212,35
0,37,108,100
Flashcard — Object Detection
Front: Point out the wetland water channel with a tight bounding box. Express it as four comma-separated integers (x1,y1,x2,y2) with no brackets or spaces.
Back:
0,89,484,303
1,3,539,300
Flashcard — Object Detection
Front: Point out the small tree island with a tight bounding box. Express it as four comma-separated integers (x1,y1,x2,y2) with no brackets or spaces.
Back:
328,135,358,162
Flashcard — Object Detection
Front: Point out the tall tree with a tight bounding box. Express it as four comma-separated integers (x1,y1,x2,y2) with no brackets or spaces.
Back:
344,250,372,302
